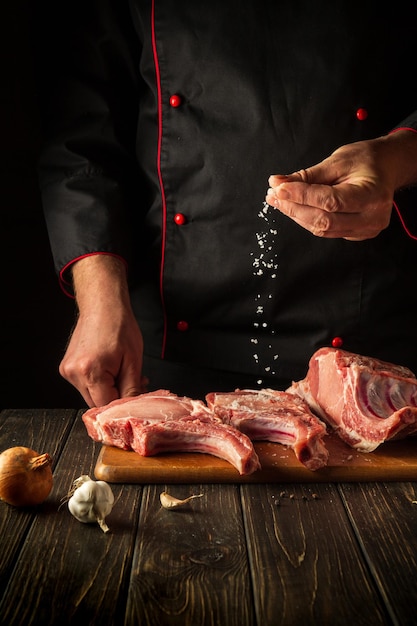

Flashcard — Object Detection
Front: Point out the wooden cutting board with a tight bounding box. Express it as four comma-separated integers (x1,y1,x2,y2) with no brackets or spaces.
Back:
94,433,417,483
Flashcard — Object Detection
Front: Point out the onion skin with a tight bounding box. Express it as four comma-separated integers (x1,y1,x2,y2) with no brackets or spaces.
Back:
0,446,53,507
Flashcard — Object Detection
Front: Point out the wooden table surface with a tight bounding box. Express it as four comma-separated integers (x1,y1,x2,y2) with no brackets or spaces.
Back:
1,408,417,626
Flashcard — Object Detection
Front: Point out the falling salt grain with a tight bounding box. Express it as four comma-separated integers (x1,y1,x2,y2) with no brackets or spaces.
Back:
250,202,282,376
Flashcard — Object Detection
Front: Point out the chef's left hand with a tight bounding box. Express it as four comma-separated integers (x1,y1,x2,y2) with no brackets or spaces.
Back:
266,131,417,241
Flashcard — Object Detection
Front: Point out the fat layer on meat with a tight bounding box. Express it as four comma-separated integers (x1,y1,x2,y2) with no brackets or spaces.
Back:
82,390,211,449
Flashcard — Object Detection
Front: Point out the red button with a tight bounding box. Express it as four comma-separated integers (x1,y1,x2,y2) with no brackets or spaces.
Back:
177,320,189,332
169,94,182,108
356,108,368,121
331,336,343,348
174,213,187,225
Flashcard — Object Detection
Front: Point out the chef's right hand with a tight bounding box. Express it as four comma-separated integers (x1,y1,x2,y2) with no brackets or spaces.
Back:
265,130,417,241
59,255,147,408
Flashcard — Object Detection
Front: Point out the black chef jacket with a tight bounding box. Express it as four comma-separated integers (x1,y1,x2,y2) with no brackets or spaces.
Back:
36,0,417,392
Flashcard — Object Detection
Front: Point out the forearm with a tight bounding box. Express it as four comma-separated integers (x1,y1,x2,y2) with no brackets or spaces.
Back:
379,129,417,190
72,254,131,313
62,254,145,406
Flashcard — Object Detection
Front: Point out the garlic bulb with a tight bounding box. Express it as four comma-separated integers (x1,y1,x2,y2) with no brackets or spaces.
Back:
67,475,114,533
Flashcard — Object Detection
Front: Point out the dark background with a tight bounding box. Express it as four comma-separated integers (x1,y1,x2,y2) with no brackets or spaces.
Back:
1,3,84,408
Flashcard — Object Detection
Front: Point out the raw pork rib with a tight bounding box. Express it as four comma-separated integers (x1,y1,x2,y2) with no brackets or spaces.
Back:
206,389,329,471
289,347,417,452
82,390,260,475
132,418,261,476
83,390,204,450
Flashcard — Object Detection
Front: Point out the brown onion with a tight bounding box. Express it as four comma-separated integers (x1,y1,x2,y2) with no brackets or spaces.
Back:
0,446,53,507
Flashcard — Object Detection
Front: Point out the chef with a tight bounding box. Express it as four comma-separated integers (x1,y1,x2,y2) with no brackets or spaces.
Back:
36,0,417,407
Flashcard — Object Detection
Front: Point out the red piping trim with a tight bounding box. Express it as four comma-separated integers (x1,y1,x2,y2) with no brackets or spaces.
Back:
389,128,417,241
59,252,128,299
389,126,417,136
151,0,168,359
393,200,417,241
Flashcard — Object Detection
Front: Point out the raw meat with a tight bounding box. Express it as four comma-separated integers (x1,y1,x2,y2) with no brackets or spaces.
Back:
132,418,261,476
206,388,329,471
82,390,211,450
288,347,417,452
82,390,260,475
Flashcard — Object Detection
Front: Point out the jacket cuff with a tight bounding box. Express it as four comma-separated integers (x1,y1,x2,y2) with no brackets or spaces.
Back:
59,252,128,298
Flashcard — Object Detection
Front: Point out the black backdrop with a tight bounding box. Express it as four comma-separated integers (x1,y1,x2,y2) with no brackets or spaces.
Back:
0,2,84,408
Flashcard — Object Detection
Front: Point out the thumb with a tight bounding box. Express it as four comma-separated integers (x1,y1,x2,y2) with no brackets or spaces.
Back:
268,173,299,188
87,379,120,408
118,374,149,399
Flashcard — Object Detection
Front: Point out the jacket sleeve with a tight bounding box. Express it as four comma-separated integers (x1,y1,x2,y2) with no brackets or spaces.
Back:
35,0,142,292
392,111,417,132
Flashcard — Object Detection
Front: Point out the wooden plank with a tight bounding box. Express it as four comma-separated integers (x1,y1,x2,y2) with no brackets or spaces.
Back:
241,483,391,625
0,410,142,626
95,434,417,484
0,408,76,462
338,482,417,626
125,483,256,626
0,409,76,594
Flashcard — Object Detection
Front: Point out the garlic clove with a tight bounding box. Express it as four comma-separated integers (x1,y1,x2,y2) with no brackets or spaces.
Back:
160,491,204,509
